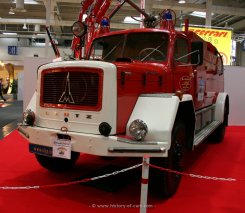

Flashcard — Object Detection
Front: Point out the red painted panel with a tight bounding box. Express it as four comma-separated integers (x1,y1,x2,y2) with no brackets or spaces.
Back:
115,62,171,134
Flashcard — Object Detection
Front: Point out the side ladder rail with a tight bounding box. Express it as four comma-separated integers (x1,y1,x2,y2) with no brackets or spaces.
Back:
194,104,221,146
194,120,221,146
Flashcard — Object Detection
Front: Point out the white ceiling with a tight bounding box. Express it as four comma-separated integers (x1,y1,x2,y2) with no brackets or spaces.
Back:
0,0,245,40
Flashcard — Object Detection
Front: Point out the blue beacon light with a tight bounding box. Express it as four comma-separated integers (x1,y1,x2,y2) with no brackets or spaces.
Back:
101,18,110,27
164,10,172,20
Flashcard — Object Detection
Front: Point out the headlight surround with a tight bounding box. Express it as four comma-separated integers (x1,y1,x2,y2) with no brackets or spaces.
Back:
129,119,148,141
23,109,35,126
71,21,87,37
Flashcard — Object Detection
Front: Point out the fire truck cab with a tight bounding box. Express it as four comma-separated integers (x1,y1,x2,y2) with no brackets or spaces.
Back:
18,2,229,198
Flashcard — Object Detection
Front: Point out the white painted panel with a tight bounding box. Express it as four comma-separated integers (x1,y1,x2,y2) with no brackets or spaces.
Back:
23,57,52,109
224,66,245,125
36,61,117,134
126,95,180,143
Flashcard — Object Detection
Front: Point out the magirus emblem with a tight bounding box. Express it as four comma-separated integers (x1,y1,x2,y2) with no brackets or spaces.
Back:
59,72,75,104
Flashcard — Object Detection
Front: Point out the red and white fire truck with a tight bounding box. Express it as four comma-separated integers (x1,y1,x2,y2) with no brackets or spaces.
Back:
18,0,229,198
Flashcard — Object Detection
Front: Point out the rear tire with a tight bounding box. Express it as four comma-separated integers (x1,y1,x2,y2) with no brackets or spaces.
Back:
35,152,80,172
150,120,186,198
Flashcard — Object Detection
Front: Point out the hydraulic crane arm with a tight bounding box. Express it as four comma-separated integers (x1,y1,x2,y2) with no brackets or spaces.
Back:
72,0,158,59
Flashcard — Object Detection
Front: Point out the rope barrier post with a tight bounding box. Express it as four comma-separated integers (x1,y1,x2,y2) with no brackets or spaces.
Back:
140,155,150,213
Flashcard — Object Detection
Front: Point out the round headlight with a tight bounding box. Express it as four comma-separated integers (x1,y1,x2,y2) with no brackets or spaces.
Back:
23,109,35,126
71,21,87,37
129,119,148,141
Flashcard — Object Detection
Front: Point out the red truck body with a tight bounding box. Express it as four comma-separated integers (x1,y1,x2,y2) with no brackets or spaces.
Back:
82,27,224,134
18,0,229,198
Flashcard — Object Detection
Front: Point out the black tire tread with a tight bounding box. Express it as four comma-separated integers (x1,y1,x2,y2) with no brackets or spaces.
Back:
149,120,186,198
35,152,80,172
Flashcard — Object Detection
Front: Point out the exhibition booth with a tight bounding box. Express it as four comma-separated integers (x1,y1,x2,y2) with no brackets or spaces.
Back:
0,0,245,213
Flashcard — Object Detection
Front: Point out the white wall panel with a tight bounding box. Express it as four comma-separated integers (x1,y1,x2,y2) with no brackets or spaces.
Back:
0,46,72,65
23,57,52,109
224,66,245,126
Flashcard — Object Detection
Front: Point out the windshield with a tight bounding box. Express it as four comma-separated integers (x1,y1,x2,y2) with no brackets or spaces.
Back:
89,32,169,62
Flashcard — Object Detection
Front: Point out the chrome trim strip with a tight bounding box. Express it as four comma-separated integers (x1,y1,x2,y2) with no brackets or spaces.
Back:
108,147,166,153
117,137,166,145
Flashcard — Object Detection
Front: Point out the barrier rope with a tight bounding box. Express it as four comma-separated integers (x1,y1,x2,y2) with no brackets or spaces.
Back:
147,163,240,182
0,163,143,190
1,162,244,190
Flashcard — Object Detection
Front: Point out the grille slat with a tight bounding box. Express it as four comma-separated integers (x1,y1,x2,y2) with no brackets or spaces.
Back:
41,70,101,110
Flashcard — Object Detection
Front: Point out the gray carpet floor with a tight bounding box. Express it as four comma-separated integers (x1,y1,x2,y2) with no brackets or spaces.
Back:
0,96,23,139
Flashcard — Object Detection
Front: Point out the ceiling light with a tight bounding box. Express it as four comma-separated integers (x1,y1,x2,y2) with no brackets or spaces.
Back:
190,11,206,18
23,23,27,30
190,11,214,18
178,0,186,3
123,16,141,24
9,7,15,15
3,32,18,35
13,0,39,5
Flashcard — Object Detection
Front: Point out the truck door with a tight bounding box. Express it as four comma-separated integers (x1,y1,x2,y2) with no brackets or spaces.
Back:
205,49,224,107
173,36,195,99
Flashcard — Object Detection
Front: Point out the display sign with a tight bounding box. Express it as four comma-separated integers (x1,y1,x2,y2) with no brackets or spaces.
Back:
53,139,71,159
8,46,18,55
186,27,232,65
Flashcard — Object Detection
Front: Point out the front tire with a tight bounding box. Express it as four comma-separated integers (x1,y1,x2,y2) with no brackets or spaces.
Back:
150,120,186,198
35,152,80,172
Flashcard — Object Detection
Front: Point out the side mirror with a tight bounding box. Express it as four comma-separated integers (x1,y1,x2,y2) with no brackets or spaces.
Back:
191,41,203,65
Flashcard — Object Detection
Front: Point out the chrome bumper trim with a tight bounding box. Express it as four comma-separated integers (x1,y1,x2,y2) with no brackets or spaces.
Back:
108,147,166,153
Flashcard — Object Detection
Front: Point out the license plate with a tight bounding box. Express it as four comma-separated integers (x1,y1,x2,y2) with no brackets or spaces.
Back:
29,139,71,160
29,144,52,157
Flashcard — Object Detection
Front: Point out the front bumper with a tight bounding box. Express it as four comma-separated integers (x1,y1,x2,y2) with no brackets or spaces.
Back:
18,125,169,157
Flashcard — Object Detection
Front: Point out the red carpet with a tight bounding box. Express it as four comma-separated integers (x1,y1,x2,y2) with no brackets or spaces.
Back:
0,127,245,213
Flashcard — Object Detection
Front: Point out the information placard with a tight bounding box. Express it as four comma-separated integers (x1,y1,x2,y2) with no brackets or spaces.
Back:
53,139,71,159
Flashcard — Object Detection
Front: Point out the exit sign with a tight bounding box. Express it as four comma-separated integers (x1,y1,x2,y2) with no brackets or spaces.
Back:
8,46,18,55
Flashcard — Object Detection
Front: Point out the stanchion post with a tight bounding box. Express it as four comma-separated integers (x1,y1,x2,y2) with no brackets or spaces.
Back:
140,155,150,213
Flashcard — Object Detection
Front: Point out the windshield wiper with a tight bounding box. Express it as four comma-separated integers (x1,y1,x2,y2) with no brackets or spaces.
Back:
141,41,166,62
102,40,122,61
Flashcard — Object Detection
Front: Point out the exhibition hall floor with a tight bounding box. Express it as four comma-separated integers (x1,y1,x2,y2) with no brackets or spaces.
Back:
0,97,22,139
0,127,245,213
